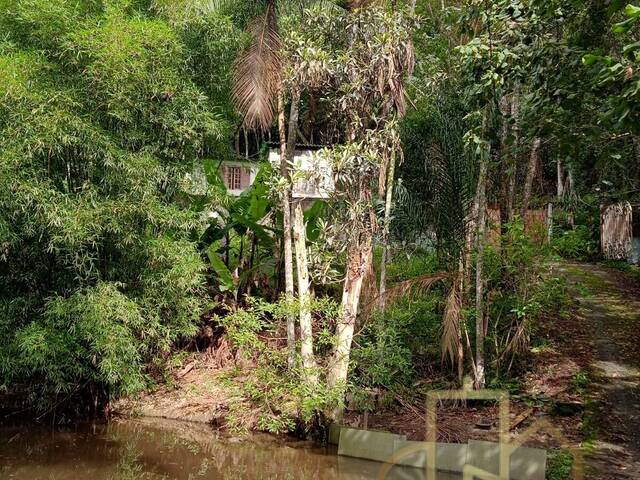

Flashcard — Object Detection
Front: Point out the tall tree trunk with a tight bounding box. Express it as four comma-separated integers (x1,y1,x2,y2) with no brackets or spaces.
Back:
521,137,541,218
506,95,519,222
293,201,318,384
327,231,373,418
557,157,564,199
245,233,258,297
498,96,511,225
473,125,490,390
285,86,318,383
286,87,301,170
244,127,249,159
546,203,553,244
378,150,397,310
278,86,296,371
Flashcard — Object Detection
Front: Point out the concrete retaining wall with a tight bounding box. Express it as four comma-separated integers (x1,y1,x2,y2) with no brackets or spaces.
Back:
337,427,406,464
334,426,546,480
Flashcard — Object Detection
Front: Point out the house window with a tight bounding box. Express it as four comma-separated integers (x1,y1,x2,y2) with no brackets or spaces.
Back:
226,166,242,190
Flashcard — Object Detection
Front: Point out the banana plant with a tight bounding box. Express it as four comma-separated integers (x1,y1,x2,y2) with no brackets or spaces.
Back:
201,160,277,299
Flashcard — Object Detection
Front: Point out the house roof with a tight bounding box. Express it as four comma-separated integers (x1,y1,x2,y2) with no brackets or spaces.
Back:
266,142,329,150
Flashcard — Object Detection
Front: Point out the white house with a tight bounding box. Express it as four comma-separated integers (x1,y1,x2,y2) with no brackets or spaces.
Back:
219,160,260,196
267,148,334,199
219,148,334,199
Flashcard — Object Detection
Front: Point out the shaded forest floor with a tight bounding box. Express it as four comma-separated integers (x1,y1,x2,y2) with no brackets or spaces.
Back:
116,261,640,479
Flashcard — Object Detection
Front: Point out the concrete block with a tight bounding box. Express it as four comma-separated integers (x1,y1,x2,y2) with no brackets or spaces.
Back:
508,444,547,480
392,440,468,473
467,440,546,480
328,423,341,445
338,427,406,464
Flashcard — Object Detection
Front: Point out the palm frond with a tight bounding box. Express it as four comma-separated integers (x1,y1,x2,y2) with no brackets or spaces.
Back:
441,279,462,366
378,272,449,304
232,3,282,131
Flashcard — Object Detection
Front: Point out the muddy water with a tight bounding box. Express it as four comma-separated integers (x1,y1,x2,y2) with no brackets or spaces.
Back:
0,418,460,479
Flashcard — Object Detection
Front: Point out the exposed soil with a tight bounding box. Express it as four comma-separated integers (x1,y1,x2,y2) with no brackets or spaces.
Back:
114,365,232,424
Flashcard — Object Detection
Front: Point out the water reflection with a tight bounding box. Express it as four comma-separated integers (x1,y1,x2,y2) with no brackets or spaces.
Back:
0,418,459,479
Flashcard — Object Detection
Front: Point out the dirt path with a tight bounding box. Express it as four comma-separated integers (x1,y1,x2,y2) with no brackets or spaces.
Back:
559,262,640,479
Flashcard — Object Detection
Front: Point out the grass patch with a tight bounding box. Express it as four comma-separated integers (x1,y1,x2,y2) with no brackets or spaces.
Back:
571,371,590,396
546,450,574,480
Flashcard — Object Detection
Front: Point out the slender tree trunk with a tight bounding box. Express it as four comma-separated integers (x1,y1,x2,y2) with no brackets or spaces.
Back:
278,86,296,371
546,203,553,244
473,127,490,390
285,87,301,170
285,86,318,383
567,168,574,197
327,231,373,418
223,232,230,268
557,157,564,199
293,201,318,384
244,127,249,159
506,95,519,222
246,234,258,297
521,137,541,218
378,150,397,310
456,263,465,384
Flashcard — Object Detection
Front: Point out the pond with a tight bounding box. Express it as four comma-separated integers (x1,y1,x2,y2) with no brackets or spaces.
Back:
0,418,461,479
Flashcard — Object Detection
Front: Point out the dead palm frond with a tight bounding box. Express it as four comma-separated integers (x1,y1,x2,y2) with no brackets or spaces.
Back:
503,318,529,372
377,272,449,304
232,1,282,130
441,279,462,369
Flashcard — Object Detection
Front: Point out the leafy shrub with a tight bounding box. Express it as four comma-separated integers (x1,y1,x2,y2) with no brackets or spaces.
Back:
216,298,343,434
483,219,570,378
546,450,574,480
385,250,443,283
552,226,597,260
353,291,443,390
0,0,235,412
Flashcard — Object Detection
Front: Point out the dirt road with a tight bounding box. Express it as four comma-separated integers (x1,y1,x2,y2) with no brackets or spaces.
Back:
560,263,640,479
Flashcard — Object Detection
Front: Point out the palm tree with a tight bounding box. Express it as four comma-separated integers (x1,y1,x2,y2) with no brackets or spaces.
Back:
211,0,339,372
215,0,392,391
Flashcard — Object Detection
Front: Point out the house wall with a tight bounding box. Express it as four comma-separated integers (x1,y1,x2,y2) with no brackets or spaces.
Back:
219,161,259,196
268,149,333,199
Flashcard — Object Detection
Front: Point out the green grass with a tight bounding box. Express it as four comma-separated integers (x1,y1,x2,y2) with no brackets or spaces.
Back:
572,371,590,395
546,450,574,480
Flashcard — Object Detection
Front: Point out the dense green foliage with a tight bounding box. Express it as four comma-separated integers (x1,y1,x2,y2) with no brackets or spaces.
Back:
0,0,242,409
1,3,638,458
